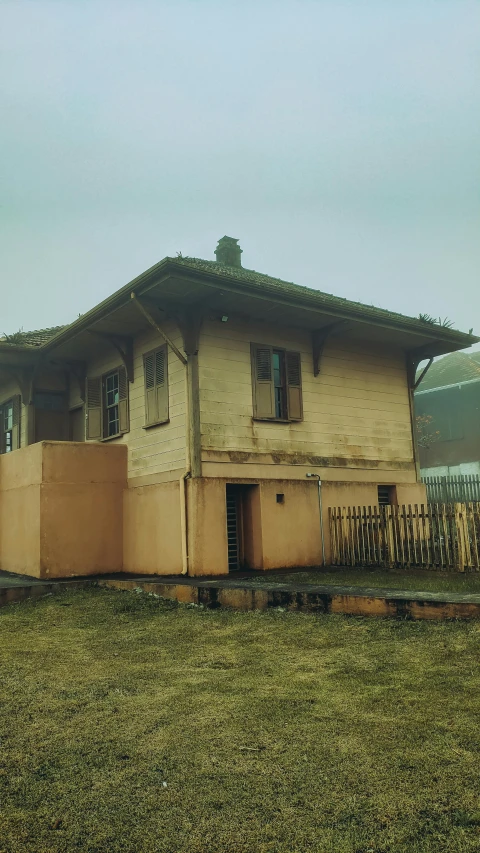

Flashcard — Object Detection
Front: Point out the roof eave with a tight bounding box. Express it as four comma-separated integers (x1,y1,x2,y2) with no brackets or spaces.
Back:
31,258,479,357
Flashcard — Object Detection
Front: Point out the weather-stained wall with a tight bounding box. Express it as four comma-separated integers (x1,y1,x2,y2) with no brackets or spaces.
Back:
82,322,187,483
198,318,416,481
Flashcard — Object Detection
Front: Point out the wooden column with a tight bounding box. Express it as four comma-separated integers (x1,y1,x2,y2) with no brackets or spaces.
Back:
177,311,203,479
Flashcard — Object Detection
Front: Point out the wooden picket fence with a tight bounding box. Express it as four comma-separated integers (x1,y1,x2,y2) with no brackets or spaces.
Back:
329,503,480,571
423,474,480,504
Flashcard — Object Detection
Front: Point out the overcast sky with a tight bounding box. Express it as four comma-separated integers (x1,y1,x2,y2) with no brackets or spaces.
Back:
1,0,479,348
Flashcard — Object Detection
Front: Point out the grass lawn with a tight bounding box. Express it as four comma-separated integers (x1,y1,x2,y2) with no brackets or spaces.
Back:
250,569,480,595
1,589,480,852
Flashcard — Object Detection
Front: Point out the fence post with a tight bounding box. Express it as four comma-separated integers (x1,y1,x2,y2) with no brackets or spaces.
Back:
454,502,467,572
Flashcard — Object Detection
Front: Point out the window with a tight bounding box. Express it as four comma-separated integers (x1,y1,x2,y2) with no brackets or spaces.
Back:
0,396,20,453
105,372,120,437
86,367,129,440
143,346,169,427
378,485,396,506
251,344,303,421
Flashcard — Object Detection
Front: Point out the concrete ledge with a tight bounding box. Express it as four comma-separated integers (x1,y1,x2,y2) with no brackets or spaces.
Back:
98,579,480,620
2,576,480,620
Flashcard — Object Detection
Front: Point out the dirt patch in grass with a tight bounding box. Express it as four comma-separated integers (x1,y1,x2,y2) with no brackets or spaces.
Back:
250,569,480,595
1,588,480,852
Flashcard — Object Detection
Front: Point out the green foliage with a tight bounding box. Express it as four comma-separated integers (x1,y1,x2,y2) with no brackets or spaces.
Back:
418,314,454,329
2,329,24,343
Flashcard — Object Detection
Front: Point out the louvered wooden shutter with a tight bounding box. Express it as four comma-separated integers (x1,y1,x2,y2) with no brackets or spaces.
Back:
155,347,168,423
286,351,303,421
86,377,102,440
144,347,169,426
144,352,156,425
11,395,21,449
251,344,275,419
118,367,129,434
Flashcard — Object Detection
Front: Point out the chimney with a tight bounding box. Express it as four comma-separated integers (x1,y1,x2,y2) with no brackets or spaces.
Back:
214,236,243,268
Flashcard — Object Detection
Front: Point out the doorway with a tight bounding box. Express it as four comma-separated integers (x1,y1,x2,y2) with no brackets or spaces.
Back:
225,484,260,572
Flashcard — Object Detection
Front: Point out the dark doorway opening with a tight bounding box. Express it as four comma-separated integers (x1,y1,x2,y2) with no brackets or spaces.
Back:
225,484,259,572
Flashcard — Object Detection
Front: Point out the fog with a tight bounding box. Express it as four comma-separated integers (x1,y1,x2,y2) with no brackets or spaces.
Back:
1,1,479,347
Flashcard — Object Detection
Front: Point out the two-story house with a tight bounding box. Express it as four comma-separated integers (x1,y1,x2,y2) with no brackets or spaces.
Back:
0,237,476,579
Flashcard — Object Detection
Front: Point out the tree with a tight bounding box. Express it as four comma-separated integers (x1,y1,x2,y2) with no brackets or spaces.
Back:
416,414,440,449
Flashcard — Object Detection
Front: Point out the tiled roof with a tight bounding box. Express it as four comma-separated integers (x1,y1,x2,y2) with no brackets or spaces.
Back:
0,326,67,347
416,351,480,392
171,256,471,336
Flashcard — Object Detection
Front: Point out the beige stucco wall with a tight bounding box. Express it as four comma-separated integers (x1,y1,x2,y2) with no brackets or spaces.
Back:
0,442,126,579
0,444,42,576
187,477,322,575
198,318,417,482
123,480,183,575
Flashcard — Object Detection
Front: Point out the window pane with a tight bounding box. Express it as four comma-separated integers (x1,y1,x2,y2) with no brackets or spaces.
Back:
106,373,119,408
5,431,12,452
272,351,286,418
4,402,13,431
107,405,119,436
273,352,281,387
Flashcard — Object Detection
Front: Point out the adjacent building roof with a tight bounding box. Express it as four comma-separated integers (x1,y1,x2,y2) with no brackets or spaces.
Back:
416,351,480,392
0,326,67,348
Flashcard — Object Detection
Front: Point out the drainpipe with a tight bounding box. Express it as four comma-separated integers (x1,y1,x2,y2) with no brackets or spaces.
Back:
306,473,326,566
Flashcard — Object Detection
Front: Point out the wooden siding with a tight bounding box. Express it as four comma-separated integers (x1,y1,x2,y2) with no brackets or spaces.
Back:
84,323,187,479
198,319,414,468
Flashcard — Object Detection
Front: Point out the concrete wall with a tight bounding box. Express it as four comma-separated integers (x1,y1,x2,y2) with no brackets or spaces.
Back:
187,477,322,575
123,480,184,575
0,443,42,576
0,442,126,579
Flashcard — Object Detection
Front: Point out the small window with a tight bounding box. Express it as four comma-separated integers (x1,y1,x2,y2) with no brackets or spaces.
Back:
85,367,129,440
276,493,285,504
251,344,303,422
378,485,396,506
0,396,21,454
143,345,169,427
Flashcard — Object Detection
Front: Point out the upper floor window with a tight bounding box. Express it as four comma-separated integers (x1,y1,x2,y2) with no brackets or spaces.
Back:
0,396,21,453
251,344,303,421
86,367,129,440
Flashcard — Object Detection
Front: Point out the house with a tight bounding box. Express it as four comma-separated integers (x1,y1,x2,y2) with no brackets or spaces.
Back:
414,350,480,477
0,236,476,579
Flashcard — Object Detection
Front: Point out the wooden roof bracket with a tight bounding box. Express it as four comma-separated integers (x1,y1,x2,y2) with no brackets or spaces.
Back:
4,365,36,404
88,331,134,382
407,347,434,390
48,359,87,401
312,321,347,377
131,293,187,366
